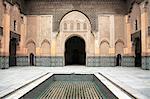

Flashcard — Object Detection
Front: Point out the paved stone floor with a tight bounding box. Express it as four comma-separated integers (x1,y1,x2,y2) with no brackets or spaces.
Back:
0,66,150,98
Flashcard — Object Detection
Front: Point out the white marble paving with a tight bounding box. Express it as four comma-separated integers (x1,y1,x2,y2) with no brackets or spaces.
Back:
0,66,150,98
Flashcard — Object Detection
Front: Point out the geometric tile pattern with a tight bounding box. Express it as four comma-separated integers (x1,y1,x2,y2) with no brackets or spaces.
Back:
16,56,28,66
36,56,63,67
1,55,150,70
142,56,150,70
87,56,116,67
0,56,9,69
122,56,135,67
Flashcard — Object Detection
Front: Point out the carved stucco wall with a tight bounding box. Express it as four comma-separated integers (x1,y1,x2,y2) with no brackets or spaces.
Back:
100,41,109,56
10,4,22,34
26,15,52,56
0,0,4,27
126,0,144,12
147,1,150,48
115,41,124,55
130,3,141,33
37,15,52,47
25,0,127,32
41,40,51,56
0,0,3,53
97,14,125,56
99,16,110,42
148,2,150,26
115,15,125,43
26,16,37,46
26,40,36,55
57,11,94,56
0,1,26,56
4,0,25,13
114,15,125,55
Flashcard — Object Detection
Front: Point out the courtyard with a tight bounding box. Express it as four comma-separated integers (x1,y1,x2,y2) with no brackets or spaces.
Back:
0,66,150,99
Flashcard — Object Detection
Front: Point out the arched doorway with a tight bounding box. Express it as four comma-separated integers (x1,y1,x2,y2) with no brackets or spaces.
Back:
65,36,86,65
30,53,34,66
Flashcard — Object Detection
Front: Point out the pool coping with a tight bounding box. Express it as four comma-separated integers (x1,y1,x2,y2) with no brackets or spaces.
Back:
1,73,147,99
1,73,53,99
99,72,149,99
95,73,134,99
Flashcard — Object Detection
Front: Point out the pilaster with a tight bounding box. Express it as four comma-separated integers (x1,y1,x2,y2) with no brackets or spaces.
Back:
1,2,11,69
109,15,115,55
140,1,149,69
124,15,132,55
3,2,10,56
140,2,148,55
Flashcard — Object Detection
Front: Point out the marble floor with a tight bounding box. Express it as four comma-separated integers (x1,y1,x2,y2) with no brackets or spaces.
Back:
0,66,150,99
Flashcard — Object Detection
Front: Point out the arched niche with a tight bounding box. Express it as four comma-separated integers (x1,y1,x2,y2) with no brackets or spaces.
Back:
41,39,51,56
115,39,125,55
26,40,36,55
100,40,110,56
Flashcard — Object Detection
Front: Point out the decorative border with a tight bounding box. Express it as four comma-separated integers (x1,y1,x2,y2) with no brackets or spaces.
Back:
87,56,116,67
122,56,135,67
16,56,28,66
36,56,63,67
142,56,150,70
0,56,9,69
0,55,150,70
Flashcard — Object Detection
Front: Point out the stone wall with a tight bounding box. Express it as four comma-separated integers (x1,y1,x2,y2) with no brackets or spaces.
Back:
0,0,3,27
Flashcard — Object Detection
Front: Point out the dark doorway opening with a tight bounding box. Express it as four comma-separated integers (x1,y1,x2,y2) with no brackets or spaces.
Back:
65,36,86,65
9,38,17,66
30,53,34,66
116,54,122,66
135,37,142,67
